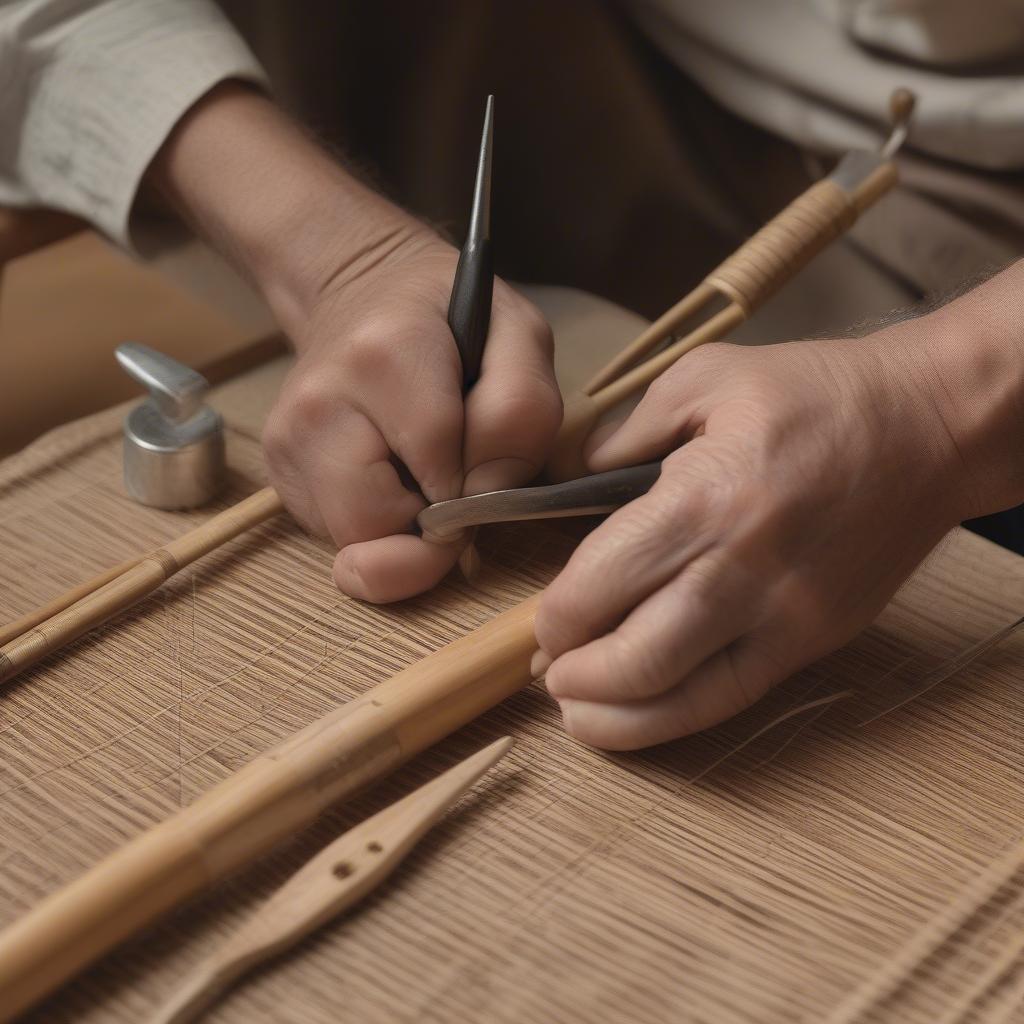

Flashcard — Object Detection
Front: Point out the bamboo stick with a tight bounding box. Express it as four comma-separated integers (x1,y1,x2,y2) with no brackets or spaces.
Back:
0,594,540,1021
0,487,283,686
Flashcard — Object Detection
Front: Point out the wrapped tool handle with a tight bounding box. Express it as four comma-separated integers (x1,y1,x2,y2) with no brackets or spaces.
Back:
705,160,897,314
546,143,903,483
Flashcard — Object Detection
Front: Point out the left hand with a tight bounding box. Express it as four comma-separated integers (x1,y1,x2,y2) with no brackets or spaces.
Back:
533,283,1024,750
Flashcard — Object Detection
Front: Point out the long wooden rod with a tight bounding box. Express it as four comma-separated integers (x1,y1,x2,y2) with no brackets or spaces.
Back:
0,593,541,1022
0,487,283,686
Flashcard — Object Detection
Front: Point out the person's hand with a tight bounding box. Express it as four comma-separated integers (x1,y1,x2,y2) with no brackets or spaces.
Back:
534,268,1024,750
149,83,560,602
263,229,559,602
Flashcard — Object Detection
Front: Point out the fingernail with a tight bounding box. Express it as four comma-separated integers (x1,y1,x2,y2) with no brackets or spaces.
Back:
464,458,537,496
530,649,553,678
417,468,462,505
557,698,576,736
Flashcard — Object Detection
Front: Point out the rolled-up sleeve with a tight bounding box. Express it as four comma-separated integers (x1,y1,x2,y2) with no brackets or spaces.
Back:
0,0,269,250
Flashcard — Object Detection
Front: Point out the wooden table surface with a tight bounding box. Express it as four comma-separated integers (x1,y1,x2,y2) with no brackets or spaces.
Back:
2,294,1024,1023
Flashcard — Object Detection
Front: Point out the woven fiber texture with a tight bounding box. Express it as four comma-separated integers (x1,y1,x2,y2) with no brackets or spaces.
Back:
2,345,1024,1022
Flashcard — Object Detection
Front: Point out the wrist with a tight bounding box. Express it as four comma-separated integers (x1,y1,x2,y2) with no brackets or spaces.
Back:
148,81,440,338
904,261,1024,522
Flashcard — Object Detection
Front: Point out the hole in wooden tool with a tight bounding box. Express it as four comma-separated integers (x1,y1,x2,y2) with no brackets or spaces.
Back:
333,862,354,879
367,841,383,854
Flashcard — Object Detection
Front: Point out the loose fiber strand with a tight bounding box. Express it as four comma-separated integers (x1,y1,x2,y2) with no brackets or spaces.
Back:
860,614,1024,727
690,690,853,783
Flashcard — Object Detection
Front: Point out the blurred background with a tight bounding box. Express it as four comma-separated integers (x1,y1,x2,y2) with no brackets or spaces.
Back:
3,0,928,457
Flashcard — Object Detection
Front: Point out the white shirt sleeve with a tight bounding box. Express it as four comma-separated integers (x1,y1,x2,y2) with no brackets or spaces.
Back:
0,0,269,251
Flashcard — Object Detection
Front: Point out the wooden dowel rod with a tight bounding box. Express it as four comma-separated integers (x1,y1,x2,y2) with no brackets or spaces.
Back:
0,487,283,686
0,556,143,648
582,281,717,396
0,593,541,1022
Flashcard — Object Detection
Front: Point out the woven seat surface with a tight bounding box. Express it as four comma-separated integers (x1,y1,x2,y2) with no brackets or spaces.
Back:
2,291,1024,1023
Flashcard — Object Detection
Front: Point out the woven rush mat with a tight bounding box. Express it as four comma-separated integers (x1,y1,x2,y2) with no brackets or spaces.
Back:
2,295,1024,1023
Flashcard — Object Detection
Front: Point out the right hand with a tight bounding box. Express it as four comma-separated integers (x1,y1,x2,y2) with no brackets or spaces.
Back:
535,263,1024,749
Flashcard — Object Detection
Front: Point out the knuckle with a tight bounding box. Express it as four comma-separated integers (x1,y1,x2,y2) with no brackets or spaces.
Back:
399,402,463,474
425,400,464,446
660,447,744,519
684,341,736,376
483,382,562,452
342,327,401,378
279,376,337,436
603,634,647,699
647,342,740,409
613,630,673,700
502,291,554,353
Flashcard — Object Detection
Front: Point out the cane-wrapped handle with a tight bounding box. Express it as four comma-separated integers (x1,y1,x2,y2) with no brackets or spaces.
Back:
705,160,897,315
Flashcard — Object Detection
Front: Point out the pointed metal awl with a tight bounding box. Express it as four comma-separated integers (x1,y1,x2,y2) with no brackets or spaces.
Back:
150,737,514,1024
448,94,495,390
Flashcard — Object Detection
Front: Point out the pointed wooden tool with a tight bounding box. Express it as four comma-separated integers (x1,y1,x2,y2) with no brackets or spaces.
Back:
149,736,514,1024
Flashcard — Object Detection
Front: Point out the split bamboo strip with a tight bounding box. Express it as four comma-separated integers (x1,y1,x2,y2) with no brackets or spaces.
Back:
595,303,746,411
0,593,540,1021
0,487,283,686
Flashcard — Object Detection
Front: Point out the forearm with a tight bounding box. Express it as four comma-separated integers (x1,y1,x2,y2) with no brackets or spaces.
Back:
147,82,439,340
901,260,1024,522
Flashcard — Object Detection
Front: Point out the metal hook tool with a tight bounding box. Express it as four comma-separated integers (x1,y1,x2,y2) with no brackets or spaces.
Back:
417,462,662,542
